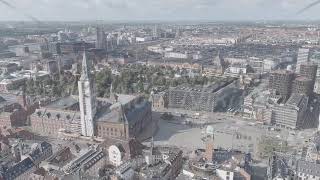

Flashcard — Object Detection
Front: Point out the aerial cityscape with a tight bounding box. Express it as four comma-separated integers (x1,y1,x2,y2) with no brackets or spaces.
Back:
1,0,320,180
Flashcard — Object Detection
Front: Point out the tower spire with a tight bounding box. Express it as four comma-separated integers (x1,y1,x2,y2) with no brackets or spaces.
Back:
78,50,97,137
81,51,91,80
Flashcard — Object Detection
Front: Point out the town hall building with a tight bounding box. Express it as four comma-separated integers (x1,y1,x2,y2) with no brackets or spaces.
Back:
30,52,152,140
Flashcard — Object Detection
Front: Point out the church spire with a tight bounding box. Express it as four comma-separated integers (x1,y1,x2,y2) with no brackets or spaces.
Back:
80,51,91,80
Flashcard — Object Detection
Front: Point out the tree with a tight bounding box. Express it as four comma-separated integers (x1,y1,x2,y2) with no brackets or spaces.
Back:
25,79,35,95
161,113,174,121
46,112,51,118
258,136,288,159
36,111,42,117
137,81,144,92
96,69,112,97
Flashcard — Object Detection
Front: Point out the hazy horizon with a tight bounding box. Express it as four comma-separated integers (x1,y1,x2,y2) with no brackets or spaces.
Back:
0,0,320,22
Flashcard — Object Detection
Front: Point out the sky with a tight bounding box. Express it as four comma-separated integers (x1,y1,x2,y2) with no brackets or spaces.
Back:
0,0,319,21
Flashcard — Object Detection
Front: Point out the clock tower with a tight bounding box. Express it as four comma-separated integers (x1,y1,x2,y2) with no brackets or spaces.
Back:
78,51,97,137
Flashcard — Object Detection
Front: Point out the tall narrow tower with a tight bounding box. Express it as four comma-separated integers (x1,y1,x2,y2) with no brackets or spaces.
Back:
96,27,107,50
78,51,97,137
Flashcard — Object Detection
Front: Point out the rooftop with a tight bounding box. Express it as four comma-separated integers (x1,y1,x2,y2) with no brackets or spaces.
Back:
170,78,236,94
286,94,306,108
109,94,137,110
96,94,150,124
271,69,294,75
300,61,317,67
46,96,79,110
294,76,312,82
297,160,320,176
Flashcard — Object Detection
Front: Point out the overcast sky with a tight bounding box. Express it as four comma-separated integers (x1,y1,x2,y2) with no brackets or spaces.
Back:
0,0,319,21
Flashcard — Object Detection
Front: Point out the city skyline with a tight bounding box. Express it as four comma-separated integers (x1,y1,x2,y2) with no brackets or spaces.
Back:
0,0,320,21
1,2,320,179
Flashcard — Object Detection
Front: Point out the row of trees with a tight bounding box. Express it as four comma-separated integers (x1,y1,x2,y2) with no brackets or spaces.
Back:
25,72,77,98
24,64,225,98
94,64,221,98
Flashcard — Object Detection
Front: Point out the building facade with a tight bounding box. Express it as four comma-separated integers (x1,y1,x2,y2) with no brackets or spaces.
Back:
30,51,152,140
95,95,152,139
168,78,239,112
96,27,107,50
299,61,318,90
292,76,313,96
268,70,294,100
0,93,29,131
296,48,310,73
270,94,308,130
150,91,168,110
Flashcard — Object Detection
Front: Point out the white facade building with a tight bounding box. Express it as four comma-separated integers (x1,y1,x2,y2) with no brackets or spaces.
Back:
296,48,310,73
136,37,152,42
227,65,247,74
296,160,320,180
225,58,247,65
147,46,164,54
263,59,277,72
216,168,235,180
164,52,189,59
109,145,123,167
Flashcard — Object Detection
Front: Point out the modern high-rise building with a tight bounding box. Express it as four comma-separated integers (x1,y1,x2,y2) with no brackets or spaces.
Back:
268,70,295,100
78,51,97,137
270,94,308,130
299,62,318,90
296,48,310,73
96,27,107,50
292,76,313,96
152,25,158,39
168,78,239,112
300,62,318,81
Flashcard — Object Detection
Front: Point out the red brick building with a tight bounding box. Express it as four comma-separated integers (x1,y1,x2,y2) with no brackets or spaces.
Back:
0,95,28,130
